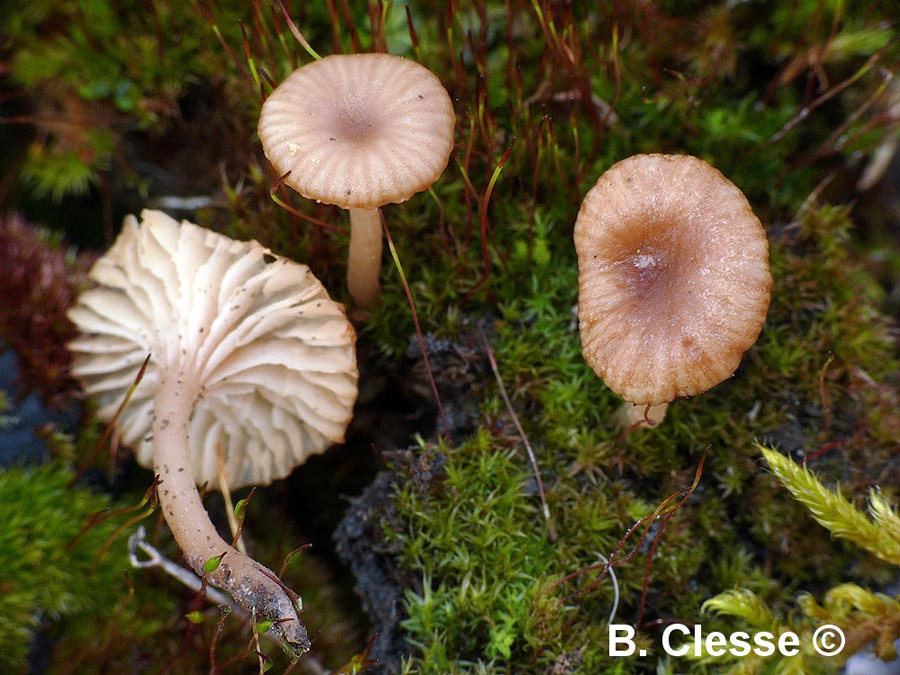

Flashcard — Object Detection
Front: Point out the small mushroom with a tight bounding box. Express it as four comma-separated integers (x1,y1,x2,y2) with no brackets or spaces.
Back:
67,210,358,655
574,154,772,408
258,53,456,310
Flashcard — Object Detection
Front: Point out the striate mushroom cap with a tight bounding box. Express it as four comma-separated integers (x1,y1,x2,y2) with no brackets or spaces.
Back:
68,210,358,489
258,53,456,210
574,154,772,406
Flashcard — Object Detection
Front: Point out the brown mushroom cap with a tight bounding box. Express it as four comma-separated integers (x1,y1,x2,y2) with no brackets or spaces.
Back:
574,154,772,405
258,53,455,210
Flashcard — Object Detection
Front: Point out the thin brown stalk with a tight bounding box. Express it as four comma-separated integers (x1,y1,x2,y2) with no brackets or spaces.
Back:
67,475,159,551
478,323,556,541
209,605,232,673
197,2,252,82
555,451,706,601
89,485,158,572
71,353,151,486
269,172,347,235
276,0,321,60
466,140,515,297
818,351,835,438
383,222,449,436
278,542,313,578
770,48,885,143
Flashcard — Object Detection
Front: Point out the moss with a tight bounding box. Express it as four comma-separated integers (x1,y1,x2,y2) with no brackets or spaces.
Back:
6,0,242,201
0,463,132,669
392,434,586,673
694,450,900,674
385,190,899,670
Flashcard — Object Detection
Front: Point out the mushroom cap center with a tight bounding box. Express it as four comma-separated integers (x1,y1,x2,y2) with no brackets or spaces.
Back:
622,244,668,294
331,93,385,145
601,216,703,322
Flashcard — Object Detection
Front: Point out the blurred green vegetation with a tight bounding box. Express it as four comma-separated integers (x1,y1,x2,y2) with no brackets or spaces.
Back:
2,0,899,673
0,462,134,670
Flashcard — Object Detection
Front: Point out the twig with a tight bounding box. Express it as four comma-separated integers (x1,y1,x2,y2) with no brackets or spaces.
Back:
478,322,556,541
130,531,328,673
128,526,238,610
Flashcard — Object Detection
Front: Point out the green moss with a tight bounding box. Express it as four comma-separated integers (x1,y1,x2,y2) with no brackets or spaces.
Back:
5,0,253,203
359,4,900,669
694,450,900,674
0,463,131,669
389,199,899,674
393,433,614,673
383,139,898,675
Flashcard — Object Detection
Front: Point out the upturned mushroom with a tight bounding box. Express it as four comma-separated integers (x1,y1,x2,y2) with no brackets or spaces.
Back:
574,154,772,416
258,53,456,310
67,210,358,655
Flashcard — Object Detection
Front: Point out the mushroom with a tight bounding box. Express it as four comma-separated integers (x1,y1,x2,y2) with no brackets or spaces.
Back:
574,154,772,410
67,209,358,655
258,53,456,310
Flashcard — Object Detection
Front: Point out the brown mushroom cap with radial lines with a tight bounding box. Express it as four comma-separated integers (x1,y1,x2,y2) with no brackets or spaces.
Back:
574,154,772,406
257,53,455,209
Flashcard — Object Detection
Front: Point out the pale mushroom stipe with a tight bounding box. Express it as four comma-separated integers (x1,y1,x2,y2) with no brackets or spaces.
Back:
574,154,772,413
67,210,359,655
258,52,456,310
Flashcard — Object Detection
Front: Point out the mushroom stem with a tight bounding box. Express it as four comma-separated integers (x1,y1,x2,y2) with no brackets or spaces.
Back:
614,401,669,431
152,368,310,656
346,207,383,310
